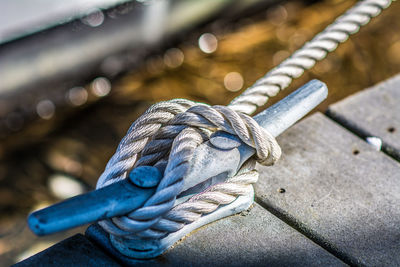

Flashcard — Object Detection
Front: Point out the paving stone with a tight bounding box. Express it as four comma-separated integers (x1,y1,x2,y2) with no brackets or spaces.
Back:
327,74,400,161
255,113,400,266
86,204,344,267
13,234,121,267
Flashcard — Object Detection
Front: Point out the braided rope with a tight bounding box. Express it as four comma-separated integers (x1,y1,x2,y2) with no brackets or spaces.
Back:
97,0,393,240
229,0,393,115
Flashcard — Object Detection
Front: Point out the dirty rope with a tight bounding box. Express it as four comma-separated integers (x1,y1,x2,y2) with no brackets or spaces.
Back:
97,0,393,239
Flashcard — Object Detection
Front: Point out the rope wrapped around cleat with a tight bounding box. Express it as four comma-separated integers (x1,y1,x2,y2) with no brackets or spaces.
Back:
97,0,394,240
97,100,280,239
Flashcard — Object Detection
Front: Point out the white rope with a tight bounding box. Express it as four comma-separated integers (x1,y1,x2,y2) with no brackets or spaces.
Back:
97,0,394,240
229,0,393,114
97,101,281,238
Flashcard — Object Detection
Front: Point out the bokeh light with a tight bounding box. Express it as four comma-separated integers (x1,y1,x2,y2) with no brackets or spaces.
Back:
81,9,105,27
224,72,244,92
36,100,55,120
198,33,218,54
67,87,88,106
91,77,111,97
164,48,184,68
48,174,85,199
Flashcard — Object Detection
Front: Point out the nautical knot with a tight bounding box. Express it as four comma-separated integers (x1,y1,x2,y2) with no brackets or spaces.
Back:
96,98,281,239
95,0,394,240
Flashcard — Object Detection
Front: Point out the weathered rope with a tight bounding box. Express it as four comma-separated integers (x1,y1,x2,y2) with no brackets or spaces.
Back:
97,0,393,240
97,101,280,238
133,161,259,239
229,0,393,115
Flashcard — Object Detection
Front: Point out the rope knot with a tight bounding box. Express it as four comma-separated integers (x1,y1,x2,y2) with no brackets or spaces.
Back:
96,99,280,239
173,104,281,166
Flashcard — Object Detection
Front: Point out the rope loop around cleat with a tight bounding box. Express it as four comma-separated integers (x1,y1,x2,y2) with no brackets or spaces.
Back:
97,0,394,240
97,100,280,239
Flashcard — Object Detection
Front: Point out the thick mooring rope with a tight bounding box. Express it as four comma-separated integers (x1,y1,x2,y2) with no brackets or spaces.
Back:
97,100,280,238
97,0,393,239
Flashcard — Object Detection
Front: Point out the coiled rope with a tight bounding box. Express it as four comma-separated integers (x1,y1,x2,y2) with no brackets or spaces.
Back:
97,0,393,240
97,100,281,238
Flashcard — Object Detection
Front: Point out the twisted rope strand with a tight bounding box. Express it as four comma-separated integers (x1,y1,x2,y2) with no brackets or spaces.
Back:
132,164,259,239
229,0,393,115
96,99,197,188
138,105,281,167
98,102,280,238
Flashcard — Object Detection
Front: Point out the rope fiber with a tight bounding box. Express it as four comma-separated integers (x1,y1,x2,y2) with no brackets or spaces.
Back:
97,0,393,240
229,0,393,114
97,101,280,238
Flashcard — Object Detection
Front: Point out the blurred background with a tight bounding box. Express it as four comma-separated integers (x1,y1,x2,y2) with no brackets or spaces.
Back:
1,0,399,265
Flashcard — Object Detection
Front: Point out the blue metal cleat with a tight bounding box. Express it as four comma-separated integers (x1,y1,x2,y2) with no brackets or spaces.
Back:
28,166,163,236
28,79,328,259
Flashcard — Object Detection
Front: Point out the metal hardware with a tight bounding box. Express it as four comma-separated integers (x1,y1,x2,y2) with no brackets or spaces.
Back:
28,166,161,236
28,79,327,238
